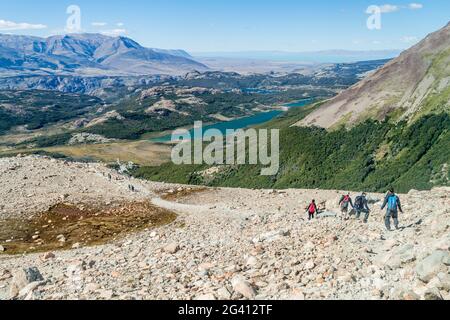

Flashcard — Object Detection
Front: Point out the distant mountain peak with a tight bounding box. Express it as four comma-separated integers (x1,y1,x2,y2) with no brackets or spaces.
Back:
0,33,207,76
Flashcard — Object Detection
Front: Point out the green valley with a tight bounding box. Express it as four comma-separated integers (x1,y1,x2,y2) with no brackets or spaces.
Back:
132,104,449,193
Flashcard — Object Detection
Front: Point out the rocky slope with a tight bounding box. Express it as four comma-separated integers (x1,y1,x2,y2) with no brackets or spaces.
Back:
0,156,449,300
0,75,171,97
0,33,208,76
298,22,450,129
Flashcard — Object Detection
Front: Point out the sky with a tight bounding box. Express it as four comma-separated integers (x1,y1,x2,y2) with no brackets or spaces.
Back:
0,0,449,53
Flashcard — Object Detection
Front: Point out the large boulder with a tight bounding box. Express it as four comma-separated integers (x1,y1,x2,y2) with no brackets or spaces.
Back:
415,250,450,283
395,244,417,265
252,230,290,244
10,267,44,298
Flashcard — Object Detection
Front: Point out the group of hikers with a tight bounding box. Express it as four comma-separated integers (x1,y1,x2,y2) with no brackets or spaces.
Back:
307,188,404,231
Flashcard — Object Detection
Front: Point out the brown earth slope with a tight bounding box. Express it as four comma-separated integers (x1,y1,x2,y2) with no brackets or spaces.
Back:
298,22,450,129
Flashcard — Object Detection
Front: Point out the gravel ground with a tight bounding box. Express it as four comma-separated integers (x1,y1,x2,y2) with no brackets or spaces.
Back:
0,155,449,300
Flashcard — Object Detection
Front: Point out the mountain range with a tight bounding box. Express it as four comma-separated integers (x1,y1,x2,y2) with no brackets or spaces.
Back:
0,33,208,76
193,49,402,63
133,22,450,192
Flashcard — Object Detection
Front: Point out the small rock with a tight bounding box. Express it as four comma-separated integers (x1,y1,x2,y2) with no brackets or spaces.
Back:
305,261,316,270
72,243,81,249
85,283,101,293
66,260,86,276
194,293,216,300
41,252,55,261
231,276,256,299
111,271,121,278
163,242,180,254
98,289,114,300
0,270,12,280
403,291,420,300
424,287,443,300
289,288,305,300
198,263,214,272
170,266,180,274
217,287,232,300
246,257,258,267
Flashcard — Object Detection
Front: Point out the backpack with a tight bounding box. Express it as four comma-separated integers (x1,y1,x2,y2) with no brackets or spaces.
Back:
388,195,398,210
308,203,316,214
355,196,364,209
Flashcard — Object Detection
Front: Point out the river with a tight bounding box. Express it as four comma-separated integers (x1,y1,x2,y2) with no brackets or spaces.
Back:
151,98,312,143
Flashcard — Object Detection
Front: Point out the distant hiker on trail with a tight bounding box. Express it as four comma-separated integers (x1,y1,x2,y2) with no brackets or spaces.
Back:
381,188,403,231
339,193,354,216
354,192,371,223
307,200,319,220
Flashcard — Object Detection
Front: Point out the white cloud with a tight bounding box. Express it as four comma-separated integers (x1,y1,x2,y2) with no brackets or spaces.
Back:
0,19,47,31
92,22,107,27
370,3,423,14
116,22,125,27
409,3,423,10
101,29,127,37
401,36,419,43
379,4,400,13
372,40,382,45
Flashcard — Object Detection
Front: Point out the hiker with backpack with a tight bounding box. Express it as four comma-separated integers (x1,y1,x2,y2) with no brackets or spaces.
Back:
307,200,319,220
354,192,371,223
381,188,404,231
339,193,354,216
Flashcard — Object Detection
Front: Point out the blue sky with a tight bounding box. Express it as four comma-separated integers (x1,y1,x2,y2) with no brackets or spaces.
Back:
0,0,448,52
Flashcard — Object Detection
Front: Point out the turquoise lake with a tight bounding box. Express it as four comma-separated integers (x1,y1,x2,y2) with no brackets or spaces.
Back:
151,98,312,143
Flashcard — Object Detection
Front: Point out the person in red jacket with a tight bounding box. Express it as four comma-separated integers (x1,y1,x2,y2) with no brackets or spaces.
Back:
339,193,354,216
307,199,319,220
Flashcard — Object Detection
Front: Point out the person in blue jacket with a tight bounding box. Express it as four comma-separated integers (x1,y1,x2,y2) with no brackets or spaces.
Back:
381,188,403,231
